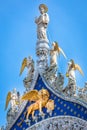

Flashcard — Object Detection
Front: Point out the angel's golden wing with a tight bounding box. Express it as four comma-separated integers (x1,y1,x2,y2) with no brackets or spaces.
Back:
21,90,39,101
5,92,11,110
75,64,84,76
19,58,27,76
59,47,67,59
53,42,59,52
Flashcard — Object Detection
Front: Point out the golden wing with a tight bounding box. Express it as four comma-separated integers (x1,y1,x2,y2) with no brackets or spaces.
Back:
59,47,67,59
5,92,11,110
53,42,59,52
75,64,84,76
19,58,27,76
21,90,39,101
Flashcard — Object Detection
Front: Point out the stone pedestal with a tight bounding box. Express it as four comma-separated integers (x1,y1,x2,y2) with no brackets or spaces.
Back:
36,40,49,72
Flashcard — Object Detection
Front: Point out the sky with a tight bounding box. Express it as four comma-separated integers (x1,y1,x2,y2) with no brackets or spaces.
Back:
0,0,87,127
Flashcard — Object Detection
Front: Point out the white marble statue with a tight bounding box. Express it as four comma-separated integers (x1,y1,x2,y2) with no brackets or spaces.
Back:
5,88,21,127
5,88,20,112
43,41,66,84
10,88,18,111
20,56,34,76
20,56,34,90
35,4,49,41
50,41,67,67
63,59,84,96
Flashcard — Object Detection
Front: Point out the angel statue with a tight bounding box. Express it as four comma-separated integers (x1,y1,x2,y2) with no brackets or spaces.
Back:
21,89,54,120
43,41,66,84
20,56,34,90
5,88,20,112
50,41,67,67
63,59,84,96
35,4,49,41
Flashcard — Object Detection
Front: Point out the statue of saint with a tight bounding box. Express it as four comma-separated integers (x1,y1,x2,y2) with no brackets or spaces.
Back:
35,4,49,41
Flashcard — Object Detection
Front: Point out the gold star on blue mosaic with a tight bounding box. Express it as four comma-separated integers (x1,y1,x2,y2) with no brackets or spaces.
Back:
39,84,41,87
64,112,67,115
81,108,84,111
74,103,76,106
20,117,22,120
70,109,73,112
60,101,63,104
60,109,63,112
55,104,57,107
54,113,57,116
64,104,67,107
77,114,80,117
77,105,80,109
74,111,77,115
57,107,60,110
58,99,60,102
67,106,70,109
54,96,56,99
84,110,87,114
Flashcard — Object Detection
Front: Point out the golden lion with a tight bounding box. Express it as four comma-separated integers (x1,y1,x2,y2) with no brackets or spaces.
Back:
21,89,54,120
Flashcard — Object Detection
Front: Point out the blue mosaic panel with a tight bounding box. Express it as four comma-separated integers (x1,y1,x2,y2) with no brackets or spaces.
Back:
11,75,87,130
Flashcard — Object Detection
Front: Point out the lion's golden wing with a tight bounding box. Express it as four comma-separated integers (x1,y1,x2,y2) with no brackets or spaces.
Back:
19,58,27,76
21,90,39,101
75,64,84,76
59,47,67,59
5,92,11,110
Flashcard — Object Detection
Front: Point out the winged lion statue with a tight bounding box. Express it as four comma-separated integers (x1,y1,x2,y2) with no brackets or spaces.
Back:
21,89,54,120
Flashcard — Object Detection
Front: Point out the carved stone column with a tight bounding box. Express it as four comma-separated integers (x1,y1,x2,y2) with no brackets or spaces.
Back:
36,39,49,72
